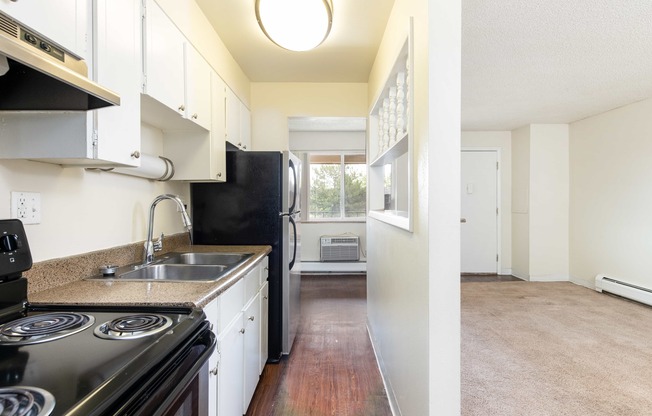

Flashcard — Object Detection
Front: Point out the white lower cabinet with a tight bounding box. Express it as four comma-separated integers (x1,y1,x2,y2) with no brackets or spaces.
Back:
218,311,245,416
204,256,268,415
243,292,261,410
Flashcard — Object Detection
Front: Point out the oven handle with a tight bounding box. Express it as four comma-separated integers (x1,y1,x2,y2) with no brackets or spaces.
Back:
150,325,216,416
117,321,216,416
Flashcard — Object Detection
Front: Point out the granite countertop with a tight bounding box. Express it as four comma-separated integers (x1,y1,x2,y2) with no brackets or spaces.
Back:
28,245,272,309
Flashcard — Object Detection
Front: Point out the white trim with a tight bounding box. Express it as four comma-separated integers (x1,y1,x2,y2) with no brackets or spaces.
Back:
570,276,595,290
529,273,570,282
300,261,366,273
501,268,513,275
367,321,399,416
461,148,502,274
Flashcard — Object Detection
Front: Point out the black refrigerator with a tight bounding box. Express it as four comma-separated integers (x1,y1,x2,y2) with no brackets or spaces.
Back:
191,149,301,362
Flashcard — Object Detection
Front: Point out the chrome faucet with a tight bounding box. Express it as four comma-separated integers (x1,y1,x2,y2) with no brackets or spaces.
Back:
143,194,192,265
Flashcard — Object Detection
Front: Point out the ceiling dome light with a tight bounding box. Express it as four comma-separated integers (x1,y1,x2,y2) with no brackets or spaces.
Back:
256,0,333,52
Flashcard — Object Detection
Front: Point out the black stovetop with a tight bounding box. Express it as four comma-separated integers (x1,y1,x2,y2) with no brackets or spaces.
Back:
0,220,208,416
0,297,206,416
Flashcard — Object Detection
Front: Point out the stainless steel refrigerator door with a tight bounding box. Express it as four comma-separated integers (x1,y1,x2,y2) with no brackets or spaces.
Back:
282,151,302,354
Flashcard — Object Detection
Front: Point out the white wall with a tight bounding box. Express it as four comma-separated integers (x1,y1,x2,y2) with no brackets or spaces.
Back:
366,0,461,414
569,97,652,288
461,131,512,273
0,124,188,262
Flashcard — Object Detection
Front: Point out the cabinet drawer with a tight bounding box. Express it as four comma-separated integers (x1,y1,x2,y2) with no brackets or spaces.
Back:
218,278,244,333
244,268,260,303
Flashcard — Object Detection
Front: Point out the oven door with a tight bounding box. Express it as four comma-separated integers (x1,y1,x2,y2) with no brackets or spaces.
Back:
116,321,216,416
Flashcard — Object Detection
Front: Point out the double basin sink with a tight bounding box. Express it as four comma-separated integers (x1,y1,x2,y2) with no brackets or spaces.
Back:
87,252,254,283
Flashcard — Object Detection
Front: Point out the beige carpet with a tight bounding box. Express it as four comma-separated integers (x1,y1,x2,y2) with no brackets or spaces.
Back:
462,281,652,415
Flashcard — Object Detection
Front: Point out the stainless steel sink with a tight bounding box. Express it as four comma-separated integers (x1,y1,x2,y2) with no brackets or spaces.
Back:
117,264,228,281
85,251,254,282
156,252,253,266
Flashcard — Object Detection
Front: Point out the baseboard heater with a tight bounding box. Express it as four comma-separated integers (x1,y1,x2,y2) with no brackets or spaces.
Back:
320,235,360,262
595,275,652,307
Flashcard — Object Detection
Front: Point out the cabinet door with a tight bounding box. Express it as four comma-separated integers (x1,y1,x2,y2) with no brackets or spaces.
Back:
239,101,251,150
225,87,241,148
243,292,261,412
143,0,185,115
184,44,211,130
217,313,245,416
0,0,87,58
259,281,269,375
210,71,227,181
203,299,219,416
94,0,141,166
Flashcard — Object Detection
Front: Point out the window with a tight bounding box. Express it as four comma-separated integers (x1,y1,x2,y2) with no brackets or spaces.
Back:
307,153,366,220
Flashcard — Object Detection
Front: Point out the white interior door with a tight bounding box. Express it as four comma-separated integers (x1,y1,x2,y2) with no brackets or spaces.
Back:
461,150,499,273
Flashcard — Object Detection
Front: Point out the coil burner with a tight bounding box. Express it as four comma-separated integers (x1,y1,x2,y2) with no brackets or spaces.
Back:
0,387,55,416
94,314,173,340
0,313,94,346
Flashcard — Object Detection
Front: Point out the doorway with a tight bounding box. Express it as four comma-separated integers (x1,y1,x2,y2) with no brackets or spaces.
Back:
461,149,500,273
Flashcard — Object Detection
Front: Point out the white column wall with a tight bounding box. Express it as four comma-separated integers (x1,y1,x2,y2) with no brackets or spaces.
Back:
367,0,461,414
511,126,531,279
529,124,569,280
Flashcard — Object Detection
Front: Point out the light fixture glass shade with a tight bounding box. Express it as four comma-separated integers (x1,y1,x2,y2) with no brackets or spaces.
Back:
256,0,333,51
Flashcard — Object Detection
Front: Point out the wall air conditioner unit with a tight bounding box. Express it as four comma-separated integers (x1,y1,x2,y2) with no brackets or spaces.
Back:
320,235,360,262
595,274,652,307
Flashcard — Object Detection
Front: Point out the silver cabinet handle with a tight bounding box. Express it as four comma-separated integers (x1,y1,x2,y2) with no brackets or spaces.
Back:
460,218,467,223
131,151,140,159
248,316,255,321
240,328,245,334
192,113,198,119
178,104,185,112
210,367,218,376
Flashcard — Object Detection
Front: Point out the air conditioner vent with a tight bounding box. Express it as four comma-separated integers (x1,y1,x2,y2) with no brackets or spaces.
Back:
320,235,360,262
0,14,18,39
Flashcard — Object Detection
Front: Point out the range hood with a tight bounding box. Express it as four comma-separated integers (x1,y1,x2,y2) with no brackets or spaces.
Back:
0,11,120,111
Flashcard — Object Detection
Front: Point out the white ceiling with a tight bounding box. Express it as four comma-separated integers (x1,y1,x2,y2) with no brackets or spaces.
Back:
196,0,652,130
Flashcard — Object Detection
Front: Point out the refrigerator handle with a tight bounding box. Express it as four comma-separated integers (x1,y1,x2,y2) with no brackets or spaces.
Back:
279,210,301,217
289,216,297,270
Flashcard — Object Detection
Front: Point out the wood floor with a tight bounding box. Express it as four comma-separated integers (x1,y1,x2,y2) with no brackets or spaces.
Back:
246,274,392,416
461,273,523,283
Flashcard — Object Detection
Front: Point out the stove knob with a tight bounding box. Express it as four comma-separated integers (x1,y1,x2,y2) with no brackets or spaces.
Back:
0,234,19,252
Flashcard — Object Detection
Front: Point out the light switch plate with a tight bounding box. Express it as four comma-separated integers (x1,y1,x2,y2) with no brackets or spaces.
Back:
11,192,41,224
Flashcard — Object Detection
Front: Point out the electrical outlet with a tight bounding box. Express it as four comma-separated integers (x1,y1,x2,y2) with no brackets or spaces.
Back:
10,192,41,224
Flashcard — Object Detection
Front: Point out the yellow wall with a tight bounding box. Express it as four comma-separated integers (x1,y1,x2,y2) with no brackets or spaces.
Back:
250,83,368,151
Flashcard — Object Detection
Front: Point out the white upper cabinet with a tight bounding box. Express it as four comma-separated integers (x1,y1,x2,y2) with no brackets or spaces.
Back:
142,0,185,117
0,0,88,58
225,87,251,150
142,0,210,131
184,44,211,130
93,0,141,166
162,70,226,181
